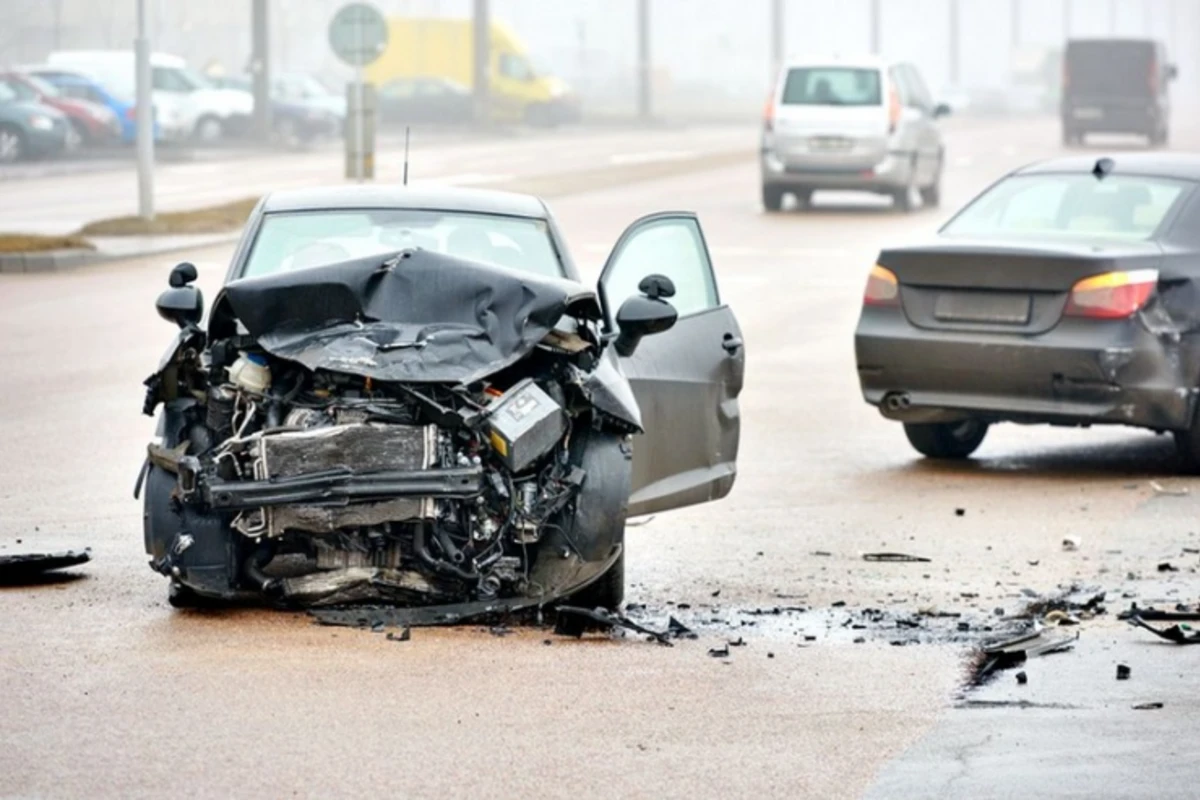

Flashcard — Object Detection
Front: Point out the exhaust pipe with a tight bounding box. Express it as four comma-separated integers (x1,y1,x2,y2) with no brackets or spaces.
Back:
883,392,911,412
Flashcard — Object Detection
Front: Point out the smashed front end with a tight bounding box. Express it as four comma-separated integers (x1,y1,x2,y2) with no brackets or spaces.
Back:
139,249,642,612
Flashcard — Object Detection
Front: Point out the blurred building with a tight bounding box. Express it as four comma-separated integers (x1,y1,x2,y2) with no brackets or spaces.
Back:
0,0,1195,120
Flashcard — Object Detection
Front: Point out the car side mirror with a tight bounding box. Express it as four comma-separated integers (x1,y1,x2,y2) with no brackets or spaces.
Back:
933,102,952,118
157,262,203,328
613,274,678,357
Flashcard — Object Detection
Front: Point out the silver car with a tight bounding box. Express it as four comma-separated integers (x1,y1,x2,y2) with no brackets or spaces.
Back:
760,56,950,212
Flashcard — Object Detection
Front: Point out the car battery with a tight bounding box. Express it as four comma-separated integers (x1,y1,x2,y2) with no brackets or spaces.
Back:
485,379,566,473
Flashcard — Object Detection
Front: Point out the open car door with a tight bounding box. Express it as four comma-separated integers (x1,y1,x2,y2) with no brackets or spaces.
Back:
598,212,745,518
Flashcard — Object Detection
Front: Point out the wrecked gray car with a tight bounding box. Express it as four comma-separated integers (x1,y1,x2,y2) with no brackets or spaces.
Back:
856,153,1200,467
138,187,744,612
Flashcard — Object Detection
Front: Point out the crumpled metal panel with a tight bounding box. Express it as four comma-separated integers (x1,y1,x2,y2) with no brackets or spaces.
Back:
215,248,601,385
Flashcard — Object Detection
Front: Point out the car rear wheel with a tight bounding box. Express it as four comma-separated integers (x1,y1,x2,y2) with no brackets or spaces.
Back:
762,184,785,212
0,125,24,163
903,420,988,459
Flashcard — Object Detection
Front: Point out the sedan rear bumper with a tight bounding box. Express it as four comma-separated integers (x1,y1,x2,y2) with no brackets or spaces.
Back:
856,307,1200,431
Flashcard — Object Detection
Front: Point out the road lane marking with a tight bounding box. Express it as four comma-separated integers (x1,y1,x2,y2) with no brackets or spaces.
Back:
608,150,697,166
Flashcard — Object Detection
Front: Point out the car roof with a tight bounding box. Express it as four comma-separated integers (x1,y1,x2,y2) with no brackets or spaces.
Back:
1015,153,1200,182
780,55,890,71
260,185,550,218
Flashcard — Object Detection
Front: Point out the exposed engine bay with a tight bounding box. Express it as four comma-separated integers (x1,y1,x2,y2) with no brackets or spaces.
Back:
140,249,644,610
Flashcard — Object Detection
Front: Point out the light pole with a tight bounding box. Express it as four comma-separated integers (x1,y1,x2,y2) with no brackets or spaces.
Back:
869,0,881,55
135,0,154,221
637,0,651,121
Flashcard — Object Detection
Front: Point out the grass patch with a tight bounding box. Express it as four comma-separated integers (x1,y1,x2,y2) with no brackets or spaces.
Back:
0,234,95,253
76,196,260,237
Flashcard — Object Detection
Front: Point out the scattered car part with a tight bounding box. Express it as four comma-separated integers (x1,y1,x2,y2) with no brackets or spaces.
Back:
1117,663,1132,680
1127,616,1200,644
0,548,91,585
862,552,931,563
554,605,673,645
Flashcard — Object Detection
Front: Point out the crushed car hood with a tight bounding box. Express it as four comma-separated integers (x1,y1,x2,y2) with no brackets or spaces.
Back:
213,248,601,384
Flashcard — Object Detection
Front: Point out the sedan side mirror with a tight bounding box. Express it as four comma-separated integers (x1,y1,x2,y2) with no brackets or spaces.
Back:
156,262,203,328
614,274,679,357
933,102,952,118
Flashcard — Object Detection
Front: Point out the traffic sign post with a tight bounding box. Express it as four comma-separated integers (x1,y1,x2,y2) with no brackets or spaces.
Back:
329,3,388,181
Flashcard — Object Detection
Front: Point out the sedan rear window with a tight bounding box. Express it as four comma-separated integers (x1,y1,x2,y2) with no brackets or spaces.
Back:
941,174,1188,241
781,67,882,107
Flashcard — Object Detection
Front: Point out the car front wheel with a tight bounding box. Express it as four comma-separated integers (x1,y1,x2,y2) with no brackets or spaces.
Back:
563,549,625,610
904,420,988,459
0,125,25,163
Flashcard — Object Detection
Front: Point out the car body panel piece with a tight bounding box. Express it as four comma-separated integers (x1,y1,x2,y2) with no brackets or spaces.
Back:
597,212,744,517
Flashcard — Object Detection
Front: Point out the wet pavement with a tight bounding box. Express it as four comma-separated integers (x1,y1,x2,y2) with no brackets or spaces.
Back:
5,118,1200,798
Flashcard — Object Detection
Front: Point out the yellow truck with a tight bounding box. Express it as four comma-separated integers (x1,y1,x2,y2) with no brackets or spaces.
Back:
365,17,580,126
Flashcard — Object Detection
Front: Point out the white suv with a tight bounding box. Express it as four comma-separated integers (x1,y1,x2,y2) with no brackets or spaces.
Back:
760,56,950,212
47,50,252,142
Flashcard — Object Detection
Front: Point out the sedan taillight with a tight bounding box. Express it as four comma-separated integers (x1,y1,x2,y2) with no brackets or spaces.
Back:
864,265,900,307
1064,269,1158,319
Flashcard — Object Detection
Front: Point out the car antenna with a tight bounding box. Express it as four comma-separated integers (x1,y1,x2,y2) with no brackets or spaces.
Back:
403,126,410,186
1092,157,1114,180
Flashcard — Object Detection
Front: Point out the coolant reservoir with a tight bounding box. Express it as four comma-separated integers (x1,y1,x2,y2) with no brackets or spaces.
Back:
228,352,272,394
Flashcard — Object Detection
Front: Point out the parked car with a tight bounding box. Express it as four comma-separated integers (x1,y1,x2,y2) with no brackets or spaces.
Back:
0,71,120,147
139,186,744,611
0,81,72,162
46,50,252,142
855,153,1200,468
1061,38,1177,147
272,72,346,123
377,77,473,126
760,55,950,212
208,75,340,144
21,66,150,144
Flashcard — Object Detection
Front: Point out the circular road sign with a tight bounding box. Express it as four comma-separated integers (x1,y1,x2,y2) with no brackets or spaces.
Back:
329,3,389,68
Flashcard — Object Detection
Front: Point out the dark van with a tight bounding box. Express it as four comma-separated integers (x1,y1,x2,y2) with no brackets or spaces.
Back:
1061,38,1176,147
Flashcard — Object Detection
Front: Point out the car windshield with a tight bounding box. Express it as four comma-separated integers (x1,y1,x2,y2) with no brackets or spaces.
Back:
178,68,211,90
280,74,332,98
23,74,61,98
0,77,37,102
782,67,882,106
941,173,1188,241
243,209,564,279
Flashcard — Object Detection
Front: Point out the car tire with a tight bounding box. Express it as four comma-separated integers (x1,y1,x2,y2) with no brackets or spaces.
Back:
275,117,300,148
194,115,225,143
66,120,86,151
1172,423,1200,472
762,184,785,212
903,420,989,459
893,185,916,213
920,158,943,208
793,189,813,209
563,548,625,610
0,124,25,163
167,579,219,609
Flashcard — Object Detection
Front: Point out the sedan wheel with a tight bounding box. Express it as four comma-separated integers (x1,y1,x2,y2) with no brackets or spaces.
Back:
904,420,989,459
0,126,23,163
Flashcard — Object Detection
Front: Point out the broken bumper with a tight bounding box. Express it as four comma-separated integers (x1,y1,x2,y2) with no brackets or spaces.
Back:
856,309,1198,430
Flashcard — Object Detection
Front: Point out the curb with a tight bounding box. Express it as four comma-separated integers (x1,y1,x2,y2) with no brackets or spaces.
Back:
0,149,751,274
0,233,241,275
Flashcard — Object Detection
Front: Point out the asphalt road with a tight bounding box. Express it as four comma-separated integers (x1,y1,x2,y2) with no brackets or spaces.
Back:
3,118,1200,799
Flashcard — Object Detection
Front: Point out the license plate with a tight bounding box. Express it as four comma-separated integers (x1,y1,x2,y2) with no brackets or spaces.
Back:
934,292,1031,325
808,136,852,152
1073,107,1103,120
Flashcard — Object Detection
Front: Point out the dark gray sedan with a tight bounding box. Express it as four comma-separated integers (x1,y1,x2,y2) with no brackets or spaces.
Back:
856,153,1200,467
